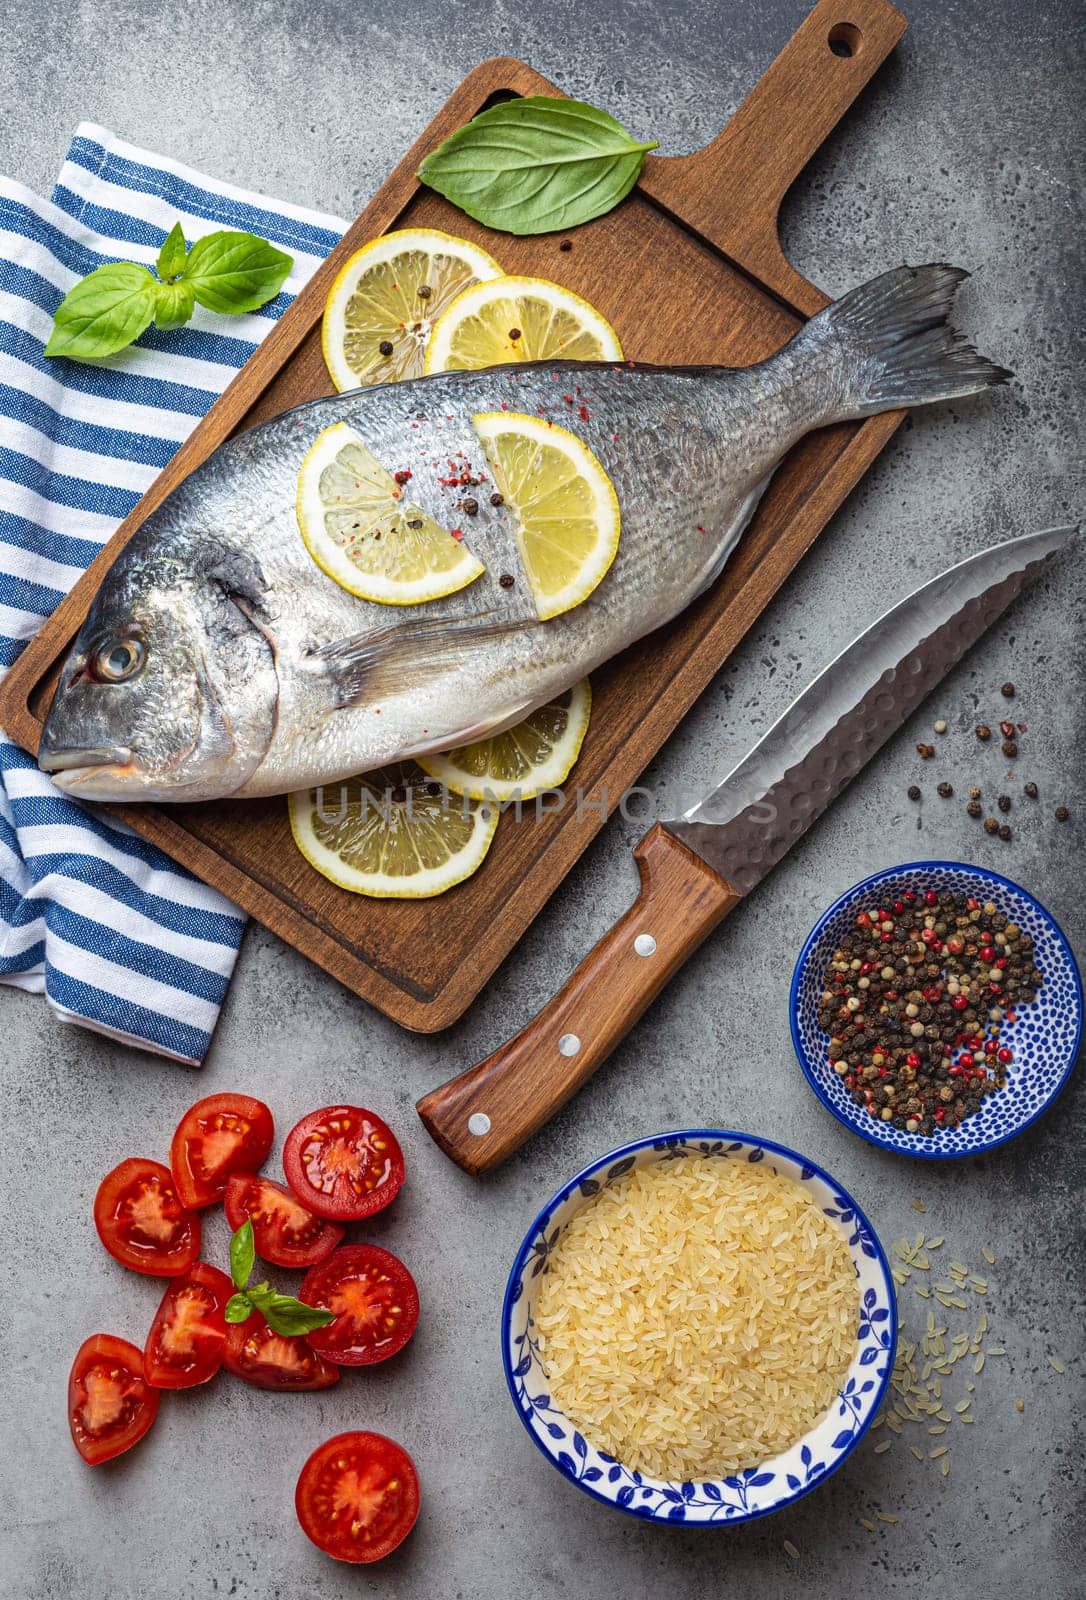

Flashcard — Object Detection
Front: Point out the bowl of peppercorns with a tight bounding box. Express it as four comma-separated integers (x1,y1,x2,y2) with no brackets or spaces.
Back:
790,862,1083,1158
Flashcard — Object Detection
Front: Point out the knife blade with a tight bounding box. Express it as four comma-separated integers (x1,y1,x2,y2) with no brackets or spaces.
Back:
417,526,1076,1174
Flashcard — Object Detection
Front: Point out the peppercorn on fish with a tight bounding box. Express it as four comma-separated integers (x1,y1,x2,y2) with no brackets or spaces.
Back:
40,264,1009,802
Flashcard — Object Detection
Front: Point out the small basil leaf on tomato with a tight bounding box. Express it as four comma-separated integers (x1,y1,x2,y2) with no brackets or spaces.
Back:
230,1219,255,1290
224,1292,254,1324
253,1290,334,1337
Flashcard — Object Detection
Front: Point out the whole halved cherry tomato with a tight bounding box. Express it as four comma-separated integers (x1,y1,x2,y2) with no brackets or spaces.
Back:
224,1173,343,1269
143,1261,234,1389
69,1333,160,1465
94,1157,200,1277
283,1106,404,1222
170,1092,274,1208
296,1431,420,1564
299,1245,419,1367
223,1310,339,1391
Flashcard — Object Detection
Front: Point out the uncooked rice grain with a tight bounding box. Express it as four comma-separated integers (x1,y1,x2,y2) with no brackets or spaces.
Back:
534,1157,858,1481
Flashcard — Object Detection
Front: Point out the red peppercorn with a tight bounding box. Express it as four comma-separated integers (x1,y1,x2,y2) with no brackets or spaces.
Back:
925,986,942,1002
959,1053,975,1070
949,1065,964,1077
907,1052,921,1068
968,1035,984,1050
995,956,1007,968
967,897,980,910
904,890,917,902
857,911,871,928
998,1047,1013,1064
925,889,938,905
979,946,995,963
951,995,969,1010
935,1108,946,1120
893,901,904,914
1004,1010,1017,1023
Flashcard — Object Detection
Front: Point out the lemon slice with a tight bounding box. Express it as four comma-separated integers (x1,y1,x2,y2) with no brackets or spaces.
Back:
424,275,622,372
418,679,592,802
288,763,499,898
322,228,503,391
471,412,620,620
296,420,484,604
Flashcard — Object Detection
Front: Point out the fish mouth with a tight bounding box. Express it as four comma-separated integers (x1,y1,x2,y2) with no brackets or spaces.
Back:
39,746,134,790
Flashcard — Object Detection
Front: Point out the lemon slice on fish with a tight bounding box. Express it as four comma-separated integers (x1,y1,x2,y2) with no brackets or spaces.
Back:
321,228,504,391
471,412,620,620
424,275,622,372
288,763,499,898
296,420,484,605
418,679,592,802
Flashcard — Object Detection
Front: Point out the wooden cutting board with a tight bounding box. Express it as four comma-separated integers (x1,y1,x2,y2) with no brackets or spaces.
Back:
0,0,907,1031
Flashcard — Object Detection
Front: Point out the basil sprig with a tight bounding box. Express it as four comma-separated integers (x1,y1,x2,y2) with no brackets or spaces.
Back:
44,221,293,362
224,1219,333,1337
417,96,658,236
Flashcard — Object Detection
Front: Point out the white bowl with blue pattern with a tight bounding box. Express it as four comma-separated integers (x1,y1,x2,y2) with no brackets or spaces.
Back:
790,860,1083,1159
502,1130,895,1524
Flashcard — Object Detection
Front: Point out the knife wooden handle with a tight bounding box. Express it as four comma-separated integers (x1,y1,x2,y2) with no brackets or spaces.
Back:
416,824,740,1175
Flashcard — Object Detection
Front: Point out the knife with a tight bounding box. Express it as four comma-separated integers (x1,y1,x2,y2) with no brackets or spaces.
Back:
416,525,1076,1174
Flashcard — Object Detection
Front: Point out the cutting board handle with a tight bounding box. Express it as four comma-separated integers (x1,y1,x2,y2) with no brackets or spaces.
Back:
641,0,907,315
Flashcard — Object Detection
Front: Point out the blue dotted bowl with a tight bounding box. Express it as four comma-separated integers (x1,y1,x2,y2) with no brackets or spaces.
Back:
502,1130,896,1525
790,861,1083,1159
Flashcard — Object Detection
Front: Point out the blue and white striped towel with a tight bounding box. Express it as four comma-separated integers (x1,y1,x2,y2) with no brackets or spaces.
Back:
0,125,345,1063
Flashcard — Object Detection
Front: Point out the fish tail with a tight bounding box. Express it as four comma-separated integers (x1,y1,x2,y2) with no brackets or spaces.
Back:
805,264,1012,419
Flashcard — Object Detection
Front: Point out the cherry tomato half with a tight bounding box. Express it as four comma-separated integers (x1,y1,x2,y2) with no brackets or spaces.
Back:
223,1310,339,1391
224,1173,343,1269
170,1092,274,1208
300,1245,419,1367
283,1106,404,1222
94,1157,200,1277
143,1261,234,1389
69,1333,160,1465
295,1431,420,1564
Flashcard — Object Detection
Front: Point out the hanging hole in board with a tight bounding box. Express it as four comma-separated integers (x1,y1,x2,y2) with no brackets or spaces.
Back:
828,22,862,57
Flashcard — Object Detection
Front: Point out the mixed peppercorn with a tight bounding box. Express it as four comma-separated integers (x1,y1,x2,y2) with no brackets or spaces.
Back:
906,685,1070,833
819,888,1044,1137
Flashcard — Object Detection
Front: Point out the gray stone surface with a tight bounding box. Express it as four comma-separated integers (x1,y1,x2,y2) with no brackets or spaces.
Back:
1,1,1083,1596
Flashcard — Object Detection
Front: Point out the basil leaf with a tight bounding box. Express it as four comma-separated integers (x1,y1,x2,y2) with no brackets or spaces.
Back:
44,262,158,360
248,1286,334,1338
154,279,195,331
229,1219,255,1290
181,230,293,314
417,96,658,235
156,221,188,280
224,1292,254,1324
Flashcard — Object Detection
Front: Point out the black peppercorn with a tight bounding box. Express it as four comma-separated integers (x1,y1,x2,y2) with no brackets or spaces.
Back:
907,785,922,801
1024,782,1038,799
559,238,573,252
1056,805,1070,822
966,799,982,818
499,573,515,589
417,283,433,299
1001,681,1015,697
1002,740,1018,758
461,497,479,516
976,724,991,741
997,795,1011,813
490,492,504,507
378,339,394,357
937,781,953,798
998,823,1012,841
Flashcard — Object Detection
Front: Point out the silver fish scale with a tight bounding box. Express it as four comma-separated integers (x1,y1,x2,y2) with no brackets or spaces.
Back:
665,527,1074,892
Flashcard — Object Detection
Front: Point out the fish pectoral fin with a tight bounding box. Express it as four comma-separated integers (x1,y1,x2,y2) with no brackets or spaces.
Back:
308,611,539,709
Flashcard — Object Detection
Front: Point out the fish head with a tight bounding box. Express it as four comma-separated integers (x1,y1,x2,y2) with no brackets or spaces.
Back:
39,532,278,803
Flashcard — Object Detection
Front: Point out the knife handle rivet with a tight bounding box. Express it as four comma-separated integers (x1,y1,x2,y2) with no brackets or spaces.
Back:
634,933,657,957
558,1033,582,1057
467,1112,492,1136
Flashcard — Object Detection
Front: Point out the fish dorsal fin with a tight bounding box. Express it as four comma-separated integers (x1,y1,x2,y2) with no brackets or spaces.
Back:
309,611,538,709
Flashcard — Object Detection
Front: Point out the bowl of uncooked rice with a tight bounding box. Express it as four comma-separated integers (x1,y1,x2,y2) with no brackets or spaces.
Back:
502,1130,895,1523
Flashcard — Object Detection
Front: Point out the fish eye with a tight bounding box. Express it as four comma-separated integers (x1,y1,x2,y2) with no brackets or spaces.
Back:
93,638,145,683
